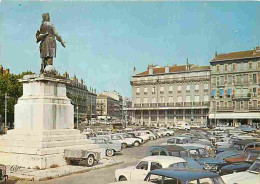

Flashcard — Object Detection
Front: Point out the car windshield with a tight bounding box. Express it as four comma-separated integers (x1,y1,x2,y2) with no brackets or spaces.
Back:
188,149,209,158
122,134,131,138
248,162,260,173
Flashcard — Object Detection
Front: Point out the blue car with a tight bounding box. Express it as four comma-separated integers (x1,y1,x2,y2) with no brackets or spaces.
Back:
237,125,257,133
148,145,226,172
144,168,225,184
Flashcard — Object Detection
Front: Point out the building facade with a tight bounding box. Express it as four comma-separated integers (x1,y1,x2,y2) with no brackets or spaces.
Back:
96,94,121,120
63,72,97,122
209,47,260,127
129,62,211,127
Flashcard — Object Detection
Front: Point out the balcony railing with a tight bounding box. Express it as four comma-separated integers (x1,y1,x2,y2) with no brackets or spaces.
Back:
249,106,260,111
232,93,250,99
217,107,234,111
134,104,141,107
184,102,192,106
158,103,165,107
193,102,202,106
175,102,183,107
150,103,158,107
142,103,149,107
167,103,175,107
131,76,210,85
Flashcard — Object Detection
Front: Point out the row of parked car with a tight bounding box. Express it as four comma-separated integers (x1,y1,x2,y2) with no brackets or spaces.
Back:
110,127,259,184
82,127,175,157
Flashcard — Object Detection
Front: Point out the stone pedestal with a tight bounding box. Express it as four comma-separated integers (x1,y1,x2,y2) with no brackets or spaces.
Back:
0,74,99,169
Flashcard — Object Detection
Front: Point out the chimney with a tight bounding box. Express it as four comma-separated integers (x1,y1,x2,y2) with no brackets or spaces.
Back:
215,51,218,57
165,64,169,73
133,67,136,75
148,65,154,74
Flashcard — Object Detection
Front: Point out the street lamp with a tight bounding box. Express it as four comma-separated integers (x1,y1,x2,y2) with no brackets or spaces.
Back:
77,106,79,129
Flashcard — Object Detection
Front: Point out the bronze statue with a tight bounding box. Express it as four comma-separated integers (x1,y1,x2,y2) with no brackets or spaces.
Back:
36,13,66,73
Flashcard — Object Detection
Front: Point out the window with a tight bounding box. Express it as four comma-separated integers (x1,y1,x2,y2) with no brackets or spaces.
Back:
186,96,191,102
211,90,216,97
236,75,241,84
195,95,200,102
160,97,165,103
228,64,232,71
212,77,216,85
160,86,164,94
177,96,182,102
253,74,257,83
143,98,148,104
212,66,216,72
243,62,248,70
249,62,252,69
178,85,182,91
136,87,140,94
186,85,190,91
220,76,224,85
136,161,148,170
204,95,209,101
150,162,162,170
152,87,156,94
144,87,148,94
204,83,208,90
169,96,173,103
224,64,228,71
233,63,236,70
253,88,257,97
169,86,173,93
195,84,199,91
152,97,157,103
136,97,140,104
228,75,232,84
217,65,220,72
219,89,223,97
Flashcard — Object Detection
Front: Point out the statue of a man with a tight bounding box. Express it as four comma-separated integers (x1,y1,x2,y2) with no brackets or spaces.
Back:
36,13,66,73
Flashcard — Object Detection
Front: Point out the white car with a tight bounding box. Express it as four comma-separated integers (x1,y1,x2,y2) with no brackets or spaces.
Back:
175,121,191,130
115,156,187,181
222,160,260,184
118,133,143,147
159,128,174,136
131,131,150,142
102,134,134,149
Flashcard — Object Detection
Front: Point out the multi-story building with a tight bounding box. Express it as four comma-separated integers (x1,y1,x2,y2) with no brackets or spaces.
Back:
130,61,211,127
123,97,132,126
63,72,97,122
209,47,260,127
0,65,10,76
102,91,123,119
96,94,120,120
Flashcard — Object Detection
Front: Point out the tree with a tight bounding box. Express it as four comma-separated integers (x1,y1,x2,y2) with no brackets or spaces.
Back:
0,71,33,128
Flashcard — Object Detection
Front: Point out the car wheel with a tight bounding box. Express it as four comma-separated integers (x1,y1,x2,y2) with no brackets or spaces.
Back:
121,143,127,149
86,155,95,167
119,176,127,181
106,149,114,157
150,136,154,140
134,141,140,147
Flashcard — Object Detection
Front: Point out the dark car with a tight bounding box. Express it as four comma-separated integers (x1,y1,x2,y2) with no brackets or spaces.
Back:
144,168,225,184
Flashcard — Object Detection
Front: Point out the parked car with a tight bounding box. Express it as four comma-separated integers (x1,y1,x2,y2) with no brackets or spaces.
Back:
222,160,260,184
114,156,187,181
175,121,191,130
237,125,257,133
144,168,225,184
117,133,143,147
131,131,150,142
154,129,166,137
225,147,260,163
158,128,174,136
90,137,121,157
64,149,101,167
103,134,134,149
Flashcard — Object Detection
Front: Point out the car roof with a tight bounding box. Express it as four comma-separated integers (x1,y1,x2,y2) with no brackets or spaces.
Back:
149,168,219,181
141,156,186,163
234,139,259,145
150,145,186,152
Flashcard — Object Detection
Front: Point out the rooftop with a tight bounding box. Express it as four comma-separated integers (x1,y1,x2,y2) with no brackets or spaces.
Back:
135,64,210,76
211,47,260,62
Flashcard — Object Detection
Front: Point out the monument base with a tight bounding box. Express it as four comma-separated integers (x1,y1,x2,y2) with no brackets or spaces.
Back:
0,129,99,169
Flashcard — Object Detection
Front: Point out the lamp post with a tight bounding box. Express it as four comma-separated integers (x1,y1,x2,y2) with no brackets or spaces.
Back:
77,106,79,129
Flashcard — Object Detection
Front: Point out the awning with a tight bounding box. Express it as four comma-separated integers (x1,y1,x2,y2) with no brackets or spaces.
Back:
211,90,216,97
227,89,231,95
219,89,223,96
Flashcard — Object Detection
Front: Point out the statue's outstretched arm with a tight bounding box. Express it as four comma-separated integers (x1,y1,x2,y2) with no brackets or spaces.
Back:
53,25,66,48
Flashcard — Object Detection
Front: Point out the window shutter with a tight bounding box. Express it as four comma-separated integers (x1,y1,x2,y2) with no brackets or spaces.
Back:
258,88,260,96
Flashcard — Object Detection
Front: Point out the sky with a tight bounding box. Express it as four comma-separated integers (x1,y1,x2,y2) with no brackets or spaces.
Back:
0,1,259,98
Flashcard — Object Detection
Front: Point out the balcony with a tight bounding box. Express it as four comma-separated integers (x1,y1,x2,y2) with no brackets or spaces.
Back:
184,102,192,106
232,93,251,99
202,101,210,106
175,102,183,107
217,107,234,111
134,104,141,108
167,103,175,107
249,106,260,111
193,102,202,106
150,103,158,107
158,103,165,107
142,103,149,107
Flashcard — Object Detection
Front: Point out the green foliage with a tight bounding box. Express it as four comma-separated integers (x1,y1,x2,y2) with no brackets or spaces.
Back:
0,71,33,127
